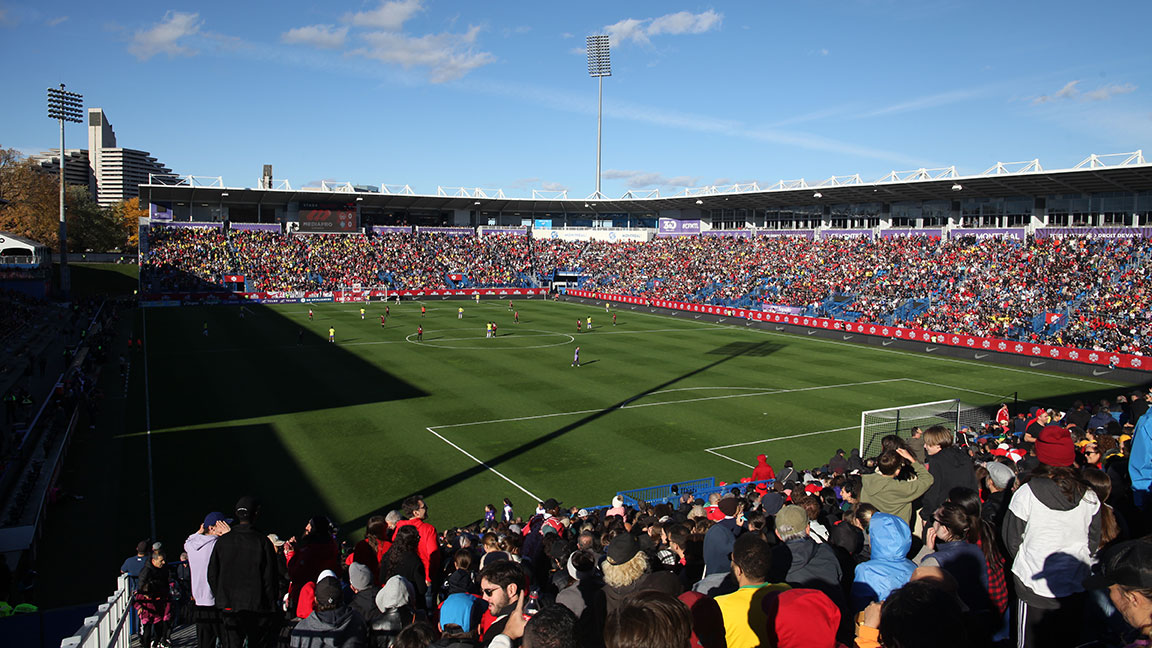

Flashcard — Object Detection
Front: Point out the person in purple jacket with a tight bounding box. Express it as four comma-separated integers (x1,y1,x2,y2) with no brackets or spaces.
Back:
185,512,231,648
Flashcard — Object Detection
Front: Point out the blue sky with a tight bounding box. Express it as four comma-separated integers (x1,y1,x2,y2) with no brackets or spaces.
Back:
2,1,1150,198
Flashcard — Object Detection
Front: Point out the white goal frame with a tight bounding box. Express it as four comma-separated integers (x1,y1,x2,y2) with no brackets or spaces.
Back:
859,398,960,459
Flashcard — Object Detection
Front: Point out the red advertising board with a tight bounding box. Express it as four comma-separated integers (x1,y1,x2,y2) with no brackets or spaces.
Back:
568,289,1148,372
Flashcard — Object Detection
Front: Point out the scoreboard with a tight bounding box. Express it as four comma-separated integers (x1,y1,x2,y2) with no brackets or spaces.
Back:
299,202,358,232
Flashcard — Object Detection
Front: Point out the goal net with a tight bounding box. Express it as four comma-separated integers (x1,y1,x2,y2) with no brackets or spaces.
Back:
859,398,1004,459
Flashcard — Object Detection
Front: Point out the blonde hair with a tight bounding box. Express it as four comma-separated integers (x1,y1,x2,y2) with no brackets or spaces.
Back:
924,425,954,449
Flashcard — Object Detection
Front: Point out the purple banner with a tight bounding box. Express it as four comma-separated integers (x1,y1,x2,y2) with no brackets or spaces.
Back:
154,221,223,229
418,226,475,236
230,223,281,232
948,227,1026,240
880,229,943,238
149,202,173,221
1034,227,1152,239
657,218,702,237
372,225,414,234
702,229,752,238
756,230,816,239
482,228,529,236
762,303,804,315
820,229,872,239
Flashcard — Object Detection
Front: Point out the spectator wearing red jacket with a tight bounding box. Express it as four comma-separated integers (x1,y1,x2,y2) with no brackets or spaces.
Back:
752,454,775,483
392,495,441,604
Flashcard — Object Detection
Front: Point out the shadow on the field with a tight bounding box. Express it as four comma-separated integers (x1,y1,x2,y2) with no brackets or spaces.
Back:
144,301,428,428
346,339,763,529
707,341,782,357
145,422,329,538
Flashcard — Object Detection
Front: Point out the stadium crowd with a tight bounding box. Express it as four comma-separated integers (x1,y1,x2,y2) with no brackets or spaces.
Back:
122,393,1152,648
140,226,1152,354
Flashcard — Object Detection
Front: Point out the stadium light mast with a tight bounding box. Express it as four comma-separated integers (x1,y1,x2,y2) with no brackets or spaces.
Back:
587,35,611,199
47,84,83,299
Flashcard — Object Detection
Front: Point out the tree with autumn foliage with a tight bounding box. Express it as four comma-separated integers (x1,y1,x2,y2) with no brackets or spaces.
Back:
0,146,132,252
113,197,147,250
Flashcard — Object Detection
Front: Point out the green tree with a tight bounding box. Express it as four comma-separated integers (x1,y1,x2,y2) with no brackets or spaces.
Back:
67,185,124,252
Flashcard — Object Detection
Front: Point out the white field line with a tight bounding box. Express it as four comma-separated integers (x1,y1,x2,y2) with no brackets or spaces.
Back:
426,378,905,493
707,449,755,469
425,427,540,501
707,425,861,451
607,301,1126,387
429,379,905,430
905,379,1010,400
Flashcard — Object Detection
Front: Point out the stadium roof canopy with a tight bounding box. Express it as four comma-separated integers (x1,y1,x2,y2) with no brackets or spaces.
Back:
142,151,1152,214
0,232,47,254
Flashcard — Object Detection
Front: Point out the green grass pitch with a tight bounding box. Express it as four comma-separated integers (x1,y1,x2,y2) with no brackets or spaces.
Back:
127,296,1130,543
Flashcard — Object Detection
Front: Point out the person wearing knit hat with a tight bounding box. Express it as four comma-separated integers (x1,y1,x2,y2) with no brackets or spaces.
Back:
1036,425,1075,467
763,588,850,648
289,573,366,648
1002,437,1102,648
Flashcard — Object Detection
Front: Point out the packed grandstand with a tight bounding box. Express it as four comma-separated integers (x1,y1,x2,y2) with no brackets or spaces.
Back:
142,225,1152,356
0,223,1149,648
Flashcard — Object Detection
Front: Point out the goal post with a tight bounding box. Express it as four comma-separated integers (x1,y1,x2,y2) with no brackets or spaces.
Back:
858,398,1006,460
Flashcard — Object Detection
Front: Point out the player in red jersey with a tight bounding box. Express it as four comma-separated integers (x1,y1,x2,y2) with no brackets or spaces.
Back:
417,325,423,341
513,311,519,324
421,305,426,318
381,314,386,328
613,312,617,326
576,319,582,333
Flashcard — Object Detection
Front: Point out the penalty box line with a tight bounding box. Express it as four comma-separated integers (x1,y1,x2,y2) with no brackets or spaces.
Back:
424,378,906,496
703,376,1013,469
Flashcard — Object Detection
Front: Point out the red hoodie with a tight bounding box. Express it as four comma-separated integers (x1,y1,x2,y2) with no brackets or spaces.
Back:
752,454,775,482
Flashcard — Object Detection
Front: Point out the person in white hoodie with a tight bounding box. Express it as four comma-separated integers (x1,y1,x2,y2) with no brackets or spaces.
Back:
184,512,231,648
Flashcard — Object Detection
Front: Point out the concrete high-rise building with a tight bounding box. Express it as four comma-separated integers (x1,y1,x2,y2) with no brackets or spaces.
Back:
31,108,177,207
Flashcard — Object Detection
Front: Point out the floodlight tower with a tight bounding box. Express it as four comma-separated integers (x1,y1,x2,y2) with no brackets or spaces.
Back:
587,35,611,199
47,84,83,299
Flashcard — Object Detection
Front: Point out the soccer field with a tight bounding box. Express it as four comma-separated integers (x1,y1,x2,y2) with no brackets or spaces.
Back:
123,296,1134,543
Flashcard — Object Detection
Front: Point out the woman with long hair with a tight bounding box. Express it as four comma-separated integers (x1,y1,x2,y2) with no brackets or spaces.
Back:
380,525,427,608
946,487,1009,619
1003,433,1102,648
284,515,341,615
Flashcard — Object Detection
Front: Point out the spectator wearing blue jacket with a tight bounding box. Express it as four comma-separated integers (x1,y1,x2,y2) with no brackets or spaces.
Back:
851,513,915,612
1131,410,1152,512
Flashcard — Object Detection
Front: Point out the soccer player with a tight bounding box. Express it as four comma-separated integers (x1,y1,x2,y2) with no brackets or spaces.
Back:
571,346,580,367
576,319,582,333
513,311,519,324
613,312,617,326
605,301,610,312
328,326,335,343
492,321,498,337
308,308,313,320
385,304,390,318
458,307,463,319
203,321,208,337
586,316,592,331
508,300,514,311
474,294,480,305
380,314,386,328
421,305,426,318
417,325,423,341
486,322,492,338
360,307,365,320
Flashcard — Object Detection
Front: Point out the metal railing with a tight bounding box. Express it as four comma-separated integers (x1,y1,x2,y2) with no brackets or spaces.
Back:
60,574,132,648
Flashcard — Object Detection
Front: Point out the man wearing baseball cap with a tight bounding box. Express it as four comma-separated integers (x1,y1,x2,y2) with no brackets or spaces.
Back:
185,512,231,648
1084,540,1152,641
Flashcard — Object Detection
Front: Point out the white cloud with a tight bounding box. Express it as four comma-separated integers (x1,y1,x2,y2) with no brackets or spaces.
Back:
604,10,721,46
863,87,987,118
540,181,568,192
1033,80,1081,104
128,11,202,61
344,0,423,30
1033,80,1138,104
603,169,701,188
281,24,348,49
1082,83,1137,101
47,15,68,27
350,25,494,83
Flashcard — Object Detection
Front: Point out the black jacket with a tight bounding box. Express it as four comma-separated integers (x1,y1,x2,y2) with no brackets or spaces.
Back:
207,522,280,613
920,446,978,521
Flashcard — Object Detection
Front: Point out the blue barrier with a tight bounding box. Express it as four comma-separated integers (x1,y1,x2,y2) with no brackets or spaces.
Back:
617,478,715,507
